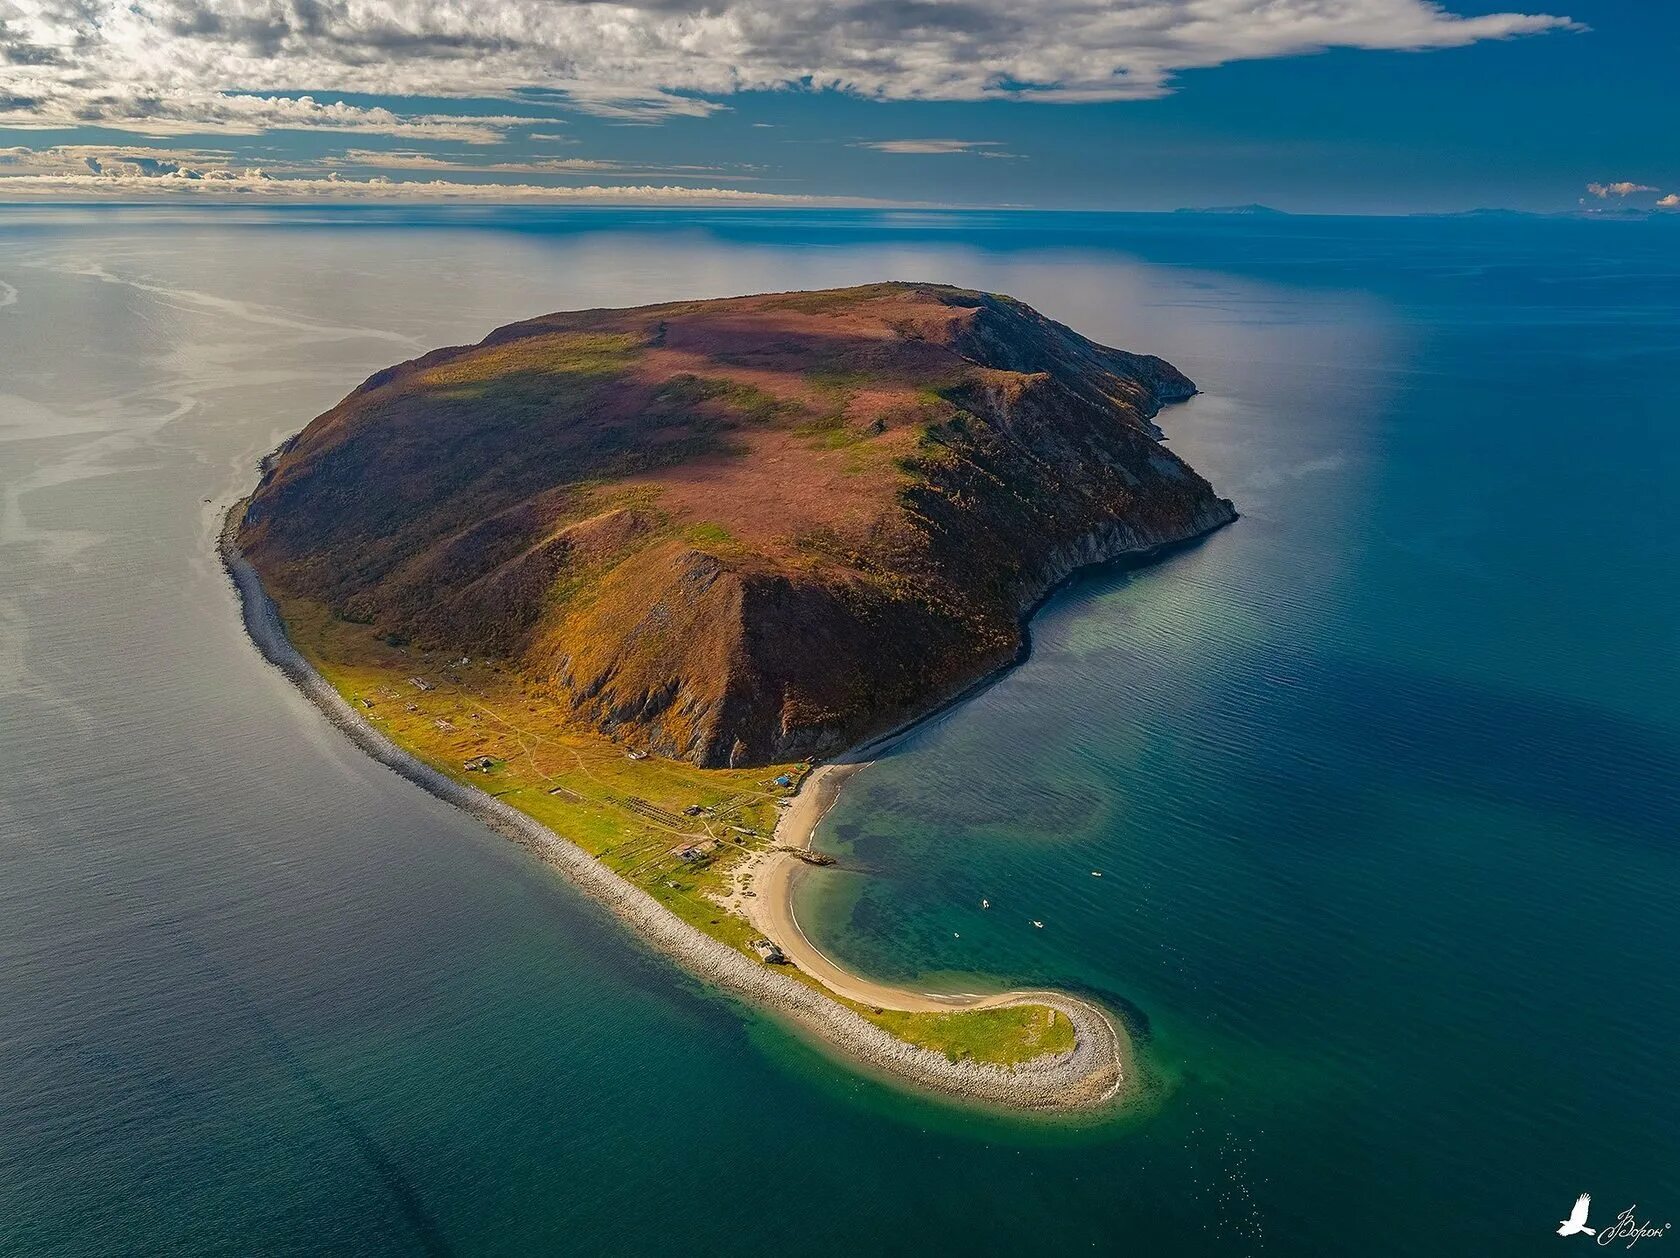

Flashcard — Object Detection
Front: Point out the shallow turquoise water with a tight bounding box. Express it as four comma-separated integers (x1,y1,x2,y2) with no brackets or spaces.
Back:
1,208,1676,1254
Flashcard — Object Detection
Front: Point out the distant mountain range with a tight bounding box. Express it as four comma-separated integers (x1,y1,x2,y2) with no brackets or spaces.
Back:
1437,206,1678,221
1170,204,1676,221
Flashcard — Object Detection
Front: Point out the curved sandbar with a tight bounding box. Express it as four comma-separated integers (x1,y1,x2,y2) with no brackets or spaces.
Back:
745,761,1030,1012
221,505,1124,1111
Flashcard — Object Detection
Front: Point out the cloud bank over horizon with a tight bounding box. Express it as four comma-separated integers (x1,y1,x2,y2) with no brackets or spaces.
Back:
857,140,1015,157
0,143,861,202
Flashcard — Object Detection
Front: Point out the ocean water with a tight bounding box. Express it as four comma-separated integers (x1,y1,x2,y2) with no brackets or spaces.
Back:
1,206,1676,1255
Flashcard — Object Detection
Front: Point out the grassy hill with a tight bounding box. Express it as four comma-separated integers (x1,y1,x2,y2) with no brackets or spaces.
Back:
241,282,1233,768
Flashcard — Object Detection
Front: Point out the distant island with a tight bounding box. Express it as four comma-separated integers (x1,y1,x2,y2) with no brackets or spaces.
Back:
1173,204,1290,216
226,282,1235,1109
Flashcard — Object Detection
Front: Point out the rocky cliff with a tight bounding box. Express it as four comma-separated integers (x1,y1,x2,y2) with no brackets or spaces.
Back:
241,282,1235,766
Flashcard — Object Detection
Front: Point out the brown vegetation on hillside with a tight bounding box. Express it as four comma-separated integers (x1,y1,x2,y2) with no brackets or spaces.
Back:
241,282,1233,766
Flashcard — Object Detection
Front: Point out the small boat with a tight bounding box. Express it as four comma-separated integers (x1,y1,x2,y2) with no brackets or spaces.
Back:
953,932,960,938
1091,871,1103,878
981,898,990,909
1031,920,1044,929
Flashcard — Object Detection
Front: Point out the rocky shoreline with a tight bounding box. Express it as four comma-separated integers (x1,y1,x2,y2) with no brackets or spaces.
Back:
220,502,1126,1112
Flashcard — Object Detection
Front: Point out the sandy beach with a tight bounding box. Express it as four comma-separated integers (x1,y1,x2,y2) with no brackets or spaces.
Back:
743,762,1070,1013
220,503,1125,1111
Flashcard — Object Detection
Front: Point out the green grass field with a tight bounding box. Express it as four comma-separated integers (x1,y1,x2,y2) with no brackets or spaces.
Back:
866,1005,1077,1066
279,595,1075,1069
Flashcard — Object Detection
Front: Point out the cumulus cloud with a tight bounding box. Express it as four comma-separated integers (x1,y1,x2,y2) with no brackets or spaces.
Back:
0,164,872,204
0,0,1579,136
1658,194,1680,209
332,149,620,173
325,147,755,179
858,139,1014,156
0,87,539,142
0,142,288,179
1586,180,1659,198
0,142,858,201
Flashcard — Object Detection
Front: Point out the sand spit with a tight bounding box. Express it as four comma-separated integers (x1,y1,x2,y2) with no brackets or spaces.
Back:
220,504,1123,1112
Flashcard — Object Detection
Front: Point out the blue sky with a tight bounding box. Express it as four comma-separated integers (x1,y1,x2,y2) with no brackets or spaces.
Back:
0,0,1672,213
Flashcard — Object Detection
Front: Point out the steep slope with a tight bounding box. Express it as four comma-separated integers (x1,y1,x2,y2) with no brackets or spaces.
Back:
241,282,1235,766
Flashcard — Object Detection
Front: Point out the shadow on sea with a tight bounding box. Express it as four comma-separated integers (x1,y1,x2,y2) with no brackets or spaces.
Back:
1224,643,1680,853
854,524,1236,777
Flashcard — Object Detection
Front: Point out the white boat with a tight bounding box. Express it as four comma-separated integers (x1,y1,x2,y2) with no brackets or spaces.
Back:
1031,920,1044,929
981,898,990,909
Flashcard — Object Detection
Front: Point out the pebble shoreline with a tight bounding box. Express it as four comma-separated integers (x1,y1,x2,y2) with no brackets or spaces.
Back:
220,506,1123,1112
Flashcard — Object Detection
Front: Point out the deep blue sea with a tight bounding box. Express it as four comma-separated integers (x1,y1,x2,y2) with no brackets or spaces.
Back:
1,206,1676,1255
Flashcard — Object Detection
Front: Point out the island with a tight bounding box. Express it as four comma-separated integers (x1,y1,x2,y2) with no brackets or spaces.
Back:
224,282,1236,1110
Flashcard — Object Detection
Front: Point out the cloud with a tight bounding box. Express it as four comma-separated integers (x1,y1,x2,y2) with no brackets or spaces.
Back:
0,165,880,205
1586,180,1659,198
327,148,754,179
0,0,1579,137
0,89,540,143
1658,194,1680,209
858,139,1014,156
0,143,867,202
332,149,623,173
0,143,271,178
